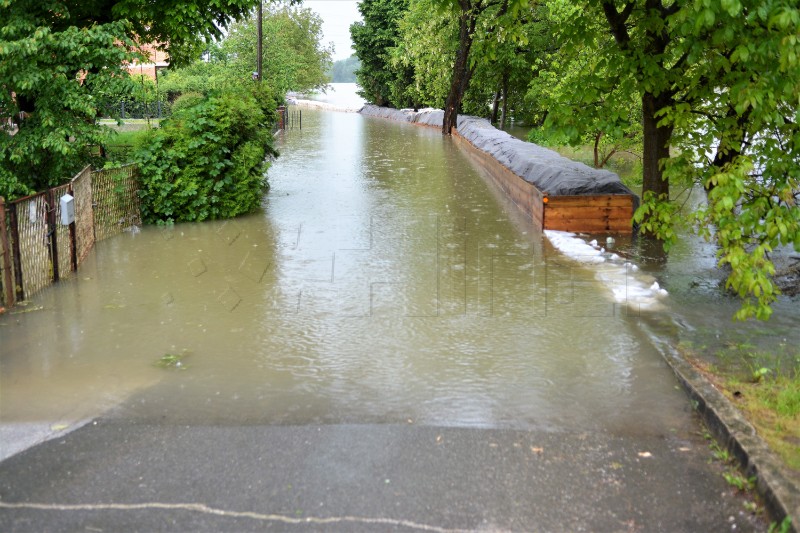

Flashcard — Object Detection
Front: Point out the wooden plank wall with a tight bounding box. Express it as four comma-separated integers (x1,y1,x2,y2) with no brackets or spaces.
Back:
544,195,634,233
452,130,634,234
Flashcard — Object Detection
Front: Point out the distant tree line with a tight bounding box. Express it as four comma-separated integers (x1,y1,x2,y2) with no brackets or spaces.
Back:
328,56,361,83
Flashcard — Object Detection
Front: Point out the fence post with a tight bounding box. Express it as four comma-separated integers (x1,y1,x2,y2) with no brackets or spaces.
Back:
0,197,15,307
67,184,78,272
46,189,60,283
8,202,24,302
277,106,286,130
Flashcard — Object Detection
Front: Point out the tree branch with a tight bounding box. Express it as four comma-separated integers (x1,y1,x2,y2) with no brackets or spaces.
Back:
601,1,634,48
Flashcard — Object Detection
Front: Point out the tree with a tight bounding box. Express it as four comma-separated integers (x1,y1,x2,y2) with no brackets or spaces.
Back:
351,0,415,107
524,5,643,167
222,2,333,95
438,0,531,134
0,0,260,200
329,55,361,83
440,0,490,134
390,0,456,108
540,0,799,319
390,0,540,123
156,57,238,102
467,0,551,128
660,0,800,319
541,0,677,199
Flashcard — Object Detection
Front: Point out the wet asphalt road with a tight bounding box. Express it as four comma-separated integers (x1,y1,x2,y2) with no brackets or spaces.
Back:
0,418,764,532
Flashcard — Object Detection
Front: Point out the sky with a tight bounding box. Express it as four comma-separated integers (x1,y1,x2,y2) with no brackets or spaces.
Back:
303,0,363,61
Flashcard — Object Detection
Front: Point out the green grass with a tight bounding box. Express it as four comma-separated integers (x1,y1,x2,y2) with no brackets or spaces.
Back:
730,373,800,470
683,343,800,473
98,118,162,126
105,129,152,163
533,142,643,188
509,127,644,188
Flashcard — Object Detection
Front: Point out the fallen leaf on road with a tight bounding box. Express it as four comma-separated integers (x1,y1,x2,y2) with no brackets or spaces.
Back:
530,446,544,454
638,451,653,458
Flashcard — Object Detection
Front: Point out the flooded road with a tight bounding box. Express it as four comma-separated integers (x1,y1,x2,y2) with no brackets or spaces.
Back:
1,107,695,436
0,98,776,532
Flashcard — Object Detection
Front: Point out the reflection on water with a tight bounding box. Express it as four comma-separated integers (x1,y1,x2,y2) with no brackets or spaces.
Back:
1,108,694,437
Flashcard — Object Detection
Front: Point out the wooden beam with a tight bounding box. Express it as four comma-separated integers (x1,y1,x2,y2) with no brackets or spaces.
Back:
0,197,15,307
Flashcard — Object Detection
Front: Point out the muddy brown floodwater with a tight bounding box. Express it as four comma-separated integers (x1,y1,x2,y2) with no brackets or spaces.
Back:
3,107,708,445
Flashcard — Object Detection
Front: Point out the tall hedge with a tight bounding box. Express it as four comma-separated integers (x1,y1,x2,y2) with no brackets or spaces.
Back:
136,84,278,223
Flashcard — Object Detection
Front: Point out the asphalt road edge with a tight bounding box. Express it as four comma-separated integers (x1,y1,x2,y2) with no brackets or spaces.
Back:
661,345,800,531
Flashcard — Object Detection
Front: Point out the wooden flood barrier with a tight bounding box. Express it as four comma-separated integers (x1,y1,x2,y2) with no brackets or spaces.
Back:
452,128,636,234
543,194,635,233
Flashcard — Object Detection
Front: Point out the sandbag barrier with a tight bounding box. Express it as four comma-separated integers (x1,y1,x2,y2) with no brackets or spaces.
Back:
359,105,638,234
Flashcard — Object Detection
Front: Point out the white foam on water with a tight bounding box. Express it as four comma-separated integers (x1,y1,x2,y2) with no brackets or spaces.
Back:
545,230,668,312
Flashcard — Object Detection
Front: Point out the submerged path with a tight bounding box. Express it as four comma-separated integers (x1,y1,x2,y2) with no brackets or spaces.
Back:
0,109,765,531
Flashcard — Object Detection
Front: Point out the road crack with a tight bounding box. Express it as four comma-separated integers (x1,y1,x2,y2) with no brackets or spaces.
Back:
0,500,480,532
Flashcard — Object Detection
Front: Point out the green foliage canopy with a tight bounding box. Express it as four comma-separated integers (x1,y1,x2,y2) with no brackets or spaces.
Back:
157,59,239,102
0,1,135,198
351,0,415,107
0,0,260,200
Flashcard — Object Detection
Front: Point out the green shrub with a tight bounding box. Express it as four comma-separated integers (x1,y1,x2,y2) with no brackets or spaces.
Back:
171,92,205,114
135,84,278,223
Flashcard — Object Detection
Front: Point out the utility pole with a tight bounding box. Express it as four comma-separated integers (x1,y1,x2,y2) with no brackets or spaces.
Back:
256,1,263,82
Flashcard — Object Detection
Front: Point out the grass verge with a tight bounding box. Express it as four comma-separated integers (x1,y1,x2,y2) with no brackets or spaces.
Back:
680,342,800,475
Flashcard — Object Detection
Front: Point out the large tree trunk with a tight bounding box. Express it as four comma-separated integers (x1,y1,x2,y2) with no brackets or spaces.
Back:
442,2,477,135
490,89,500,124
641,91,672,199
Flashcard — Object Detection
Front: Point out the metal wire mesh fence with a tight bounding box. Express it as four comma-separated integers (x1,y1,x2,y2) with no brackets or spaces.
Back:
92,165,142,242
9,192,50,302
0,164,141,308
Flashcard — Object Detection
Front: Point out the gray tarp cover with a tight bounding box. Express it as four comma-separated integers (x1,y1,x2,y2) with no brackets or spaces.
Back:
359,105,638,198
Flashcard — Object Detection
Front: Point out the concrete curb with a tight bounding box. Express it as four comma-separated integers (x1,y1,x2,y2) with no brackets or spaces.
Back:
661,344,799,530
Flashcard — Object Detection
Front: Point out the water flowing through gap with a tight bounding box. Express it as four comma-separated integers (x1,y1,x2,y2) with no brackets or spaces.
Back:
1,105,697,441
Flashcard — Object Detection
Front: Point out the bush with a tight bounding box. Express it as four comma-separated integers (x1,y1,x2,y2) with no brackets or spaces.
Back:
135,84,278,223
171,92,206,114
